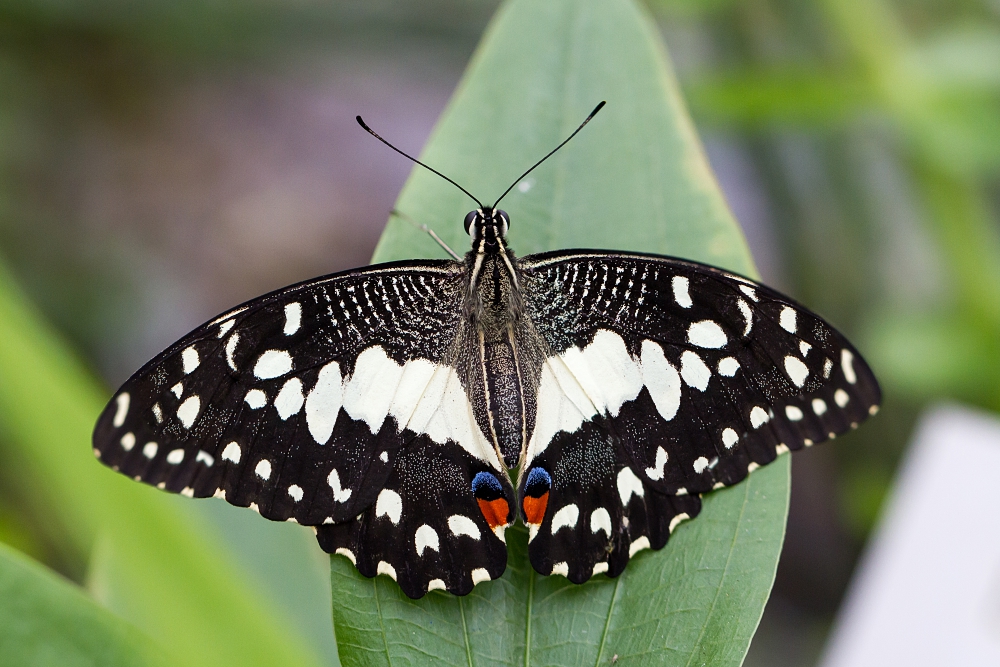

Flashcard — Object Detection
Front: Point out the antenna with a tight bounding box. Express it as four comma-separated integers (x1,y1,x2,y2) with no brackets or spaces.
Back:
491,101,606,209
356,116,484,209
357,101,606,213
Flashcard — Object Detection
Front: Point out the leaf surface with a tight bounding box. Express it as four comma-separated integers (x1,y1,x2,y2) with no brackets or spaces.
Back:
0,541,169,667
331,0,790,665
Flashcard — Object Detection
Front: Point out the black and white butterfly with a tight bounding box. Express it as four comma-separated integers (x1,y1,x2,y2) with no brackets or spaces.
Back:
92,103,880,599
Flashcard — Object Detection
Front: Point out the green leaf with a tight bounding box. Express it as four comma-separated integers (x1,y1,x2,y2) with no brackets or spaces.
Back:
0,260,327,667
0,541,169,667
331,0,790,665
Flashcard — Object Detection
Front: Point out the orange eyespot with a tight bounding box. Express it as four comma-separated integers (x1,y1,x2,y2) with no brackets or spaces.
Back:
477,498,509,530
522,491,549,526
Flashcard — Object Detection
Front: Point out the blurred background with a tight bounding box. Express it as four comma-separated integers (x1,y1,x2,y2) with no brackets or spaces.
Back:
0,0,998,664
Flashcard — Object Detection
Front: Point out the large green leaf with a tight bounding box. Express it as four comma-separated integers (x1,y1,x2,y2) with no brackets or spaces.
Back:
331,0,790,665
0,541,168,667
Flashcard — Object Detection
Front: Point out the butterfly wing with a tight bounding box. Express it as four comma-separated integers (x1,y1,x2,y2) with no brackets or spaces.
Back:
92,260,514,598
515,250,880,582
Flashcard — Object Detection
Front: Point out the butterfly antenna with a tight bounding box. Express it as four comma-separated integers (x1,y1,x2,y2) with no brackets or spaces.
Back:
356,116,484,209
492,101,606,210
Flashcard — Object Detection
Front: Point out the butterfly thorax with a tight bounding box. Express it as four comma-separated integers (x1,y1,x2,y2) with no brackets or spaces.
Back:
464,210,528,468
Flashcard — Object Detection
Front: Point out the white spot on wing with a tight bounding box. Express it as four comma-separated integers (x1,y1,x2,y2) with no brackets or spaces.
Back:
812,398,828,415
680,350,710,391
617,467,644,504
718,357,740,377
415,524,440,556
785,405,804,421
166,449,184,464
283,302,301,336
800,341,811,356
254,350,293,380
379,451,388,463
195,450,213,466
180,487,194,497
739,285,758,301
142,442,158,459
471,568,491,585
551,562,569,577
738,299,753,336
527,331,643,463
176,396,201,429
427,579,446,592
629,536,650,557
171,383,183,399
687,320,728,348
288,484,303,502
217,319,235,337
255,459,272,480
551,504,579,533
376,561,396,581
335,548,356,565
182,347,200,374
245,389,267,409
693,456,709,474
120,432,135,451
841,349,857,384
221,442,241,463
113,393,130,427
152,403,163,424
644,446,668,480
274,378,304,419
640,341,680,422
669,513,690,533
342,347,502,471
225,333,240,371
328,469,352,503
784,356,810,388
448,515,481,540
722,428,739,449
305,361,343,445
776,444,790,455
590,508,612,536
672,276,692,308
375,489,402,523
593,562,609,576
835,389,850,407
779,307,797,333
750,406,770,428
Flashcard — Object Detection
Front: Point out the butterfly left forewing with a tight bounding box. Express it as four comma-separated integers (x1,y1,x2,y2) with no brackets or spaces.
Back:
515,250,880,581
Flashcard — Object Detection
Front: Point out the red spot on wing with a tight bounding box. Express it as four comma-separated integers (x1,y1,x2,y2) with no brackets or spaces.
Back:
477,498,509,530
522,491,549,525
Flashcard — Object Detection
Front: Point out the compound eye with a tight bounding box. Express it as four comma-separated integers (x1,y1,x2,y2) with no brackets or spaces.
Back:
496,209,510,236
463,210,478,235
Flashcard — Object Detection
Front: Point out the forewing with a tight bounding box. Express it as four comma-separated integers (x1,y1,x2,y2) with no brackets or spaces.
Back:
515,250,880,580
92,260,509,528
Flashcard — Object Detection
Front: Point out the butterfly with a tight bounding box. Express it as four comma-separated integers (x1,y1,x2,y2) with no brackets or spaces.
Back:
92,103,880,599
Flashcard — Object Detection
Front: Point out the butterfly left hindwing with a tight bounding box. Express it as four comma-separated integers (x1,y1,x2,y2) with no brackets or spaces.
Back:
513,250,880,582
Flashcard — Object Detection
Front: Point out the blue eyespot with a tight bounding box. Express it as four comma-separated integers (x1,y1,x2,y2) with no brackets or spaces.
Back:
471,471,503,500
523,467,551,498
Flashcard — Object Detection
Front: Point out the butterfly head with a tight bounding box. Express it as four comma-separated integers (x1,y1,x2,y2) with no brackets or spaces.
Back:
464,207,510,254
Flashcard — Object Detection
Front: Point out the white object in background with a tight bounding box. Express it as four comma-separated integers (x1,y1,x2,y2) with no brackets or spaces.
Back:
820,404,1000,667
